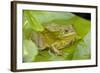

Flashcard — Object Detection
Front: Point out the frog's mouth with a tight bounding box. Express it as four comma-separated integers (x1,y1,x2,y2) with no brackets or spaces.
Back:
58,32,76,38
64,32,76,37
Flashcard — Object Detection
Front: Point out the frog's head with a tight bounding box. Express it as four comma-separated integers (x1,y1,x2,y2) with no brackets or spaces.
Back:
57,24,76,38
45,23,76,38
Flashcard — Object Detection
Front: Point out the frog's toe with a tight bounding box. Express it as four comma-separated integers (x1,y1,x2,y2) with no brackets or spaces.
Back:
57,51,63,56
57,52,63,56
49,49,63,56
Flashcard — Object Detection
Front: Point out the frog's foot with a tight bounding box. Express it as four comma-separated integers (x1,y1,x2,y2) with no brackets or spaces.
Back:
50,46,63,56
57,50,63,56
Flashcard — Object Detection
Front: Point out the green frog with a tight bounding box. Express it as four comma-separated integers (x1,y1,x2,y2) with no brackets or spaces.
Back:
31,23,77,55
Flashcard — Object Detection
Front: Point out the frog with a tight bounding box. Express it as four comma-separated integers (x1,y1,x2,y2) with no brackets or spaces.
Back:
31,23,77,55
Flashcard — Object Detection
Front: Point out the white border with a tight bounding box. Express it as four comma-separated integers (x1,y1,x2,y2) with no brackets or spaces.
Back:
16,3,96,69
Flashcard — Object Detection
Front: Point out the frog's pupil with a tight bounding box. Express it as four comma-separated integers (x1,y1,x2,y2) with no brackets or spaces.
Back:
65,30,68,32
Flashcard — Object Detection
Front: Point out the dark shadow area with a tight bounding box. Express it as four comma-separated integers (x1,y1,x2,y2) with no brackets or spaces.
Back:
73,13,91,20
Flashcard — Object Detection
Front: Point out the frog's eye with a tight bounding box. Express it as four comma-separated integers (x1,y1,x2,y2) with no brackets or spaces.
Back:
65,30,68,32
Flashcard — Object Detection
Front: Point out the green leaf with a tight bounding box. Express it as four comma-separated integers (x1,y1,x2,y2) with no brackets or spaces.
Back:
34,49,51,62
23,40,38,62
30,10,75,24
23,10,44,32
72,32,91,59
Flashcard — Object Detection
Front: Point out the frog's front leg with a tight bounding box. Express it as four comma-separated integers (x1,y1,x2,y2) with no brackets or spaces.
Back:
50,44,62,56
